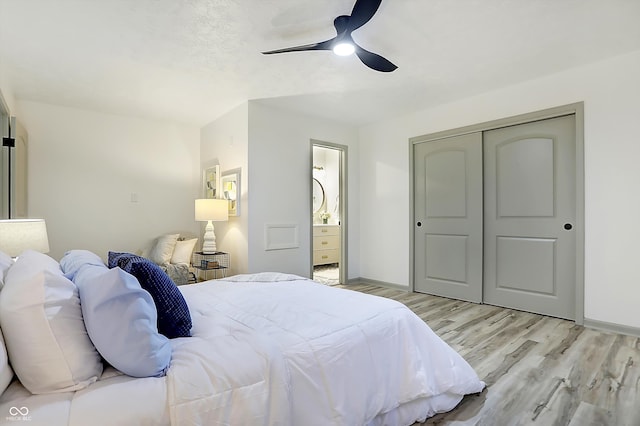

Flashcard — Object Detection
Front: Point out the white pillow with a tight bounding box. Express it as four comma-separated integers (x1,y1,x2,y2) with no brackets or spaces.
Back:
0,250,103,394
171,238,198,264
0,250,14,289
222,272,306,282
149,234,179,265
0,328,13,395
0,252,17,394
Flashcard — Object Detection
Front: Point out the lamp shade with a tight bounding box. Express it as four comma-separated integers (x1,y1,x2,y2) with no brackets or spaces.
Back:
195,199,228,222
0,219,50,257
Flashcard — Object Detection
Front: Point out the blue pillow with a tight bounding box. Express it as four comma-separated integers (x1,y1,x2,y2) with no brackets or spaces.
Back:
60,250,105,280
107,251,136,269
108,252,192,339
73,263,171,378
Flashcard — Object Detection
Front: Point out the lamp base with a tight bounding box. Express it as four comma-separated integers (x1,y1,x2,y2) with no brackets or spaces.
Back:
201,220,217,254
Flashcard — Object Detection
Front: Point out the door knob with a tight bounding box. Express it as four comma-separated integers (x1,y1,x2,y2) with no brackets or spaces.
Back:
564,223,573,230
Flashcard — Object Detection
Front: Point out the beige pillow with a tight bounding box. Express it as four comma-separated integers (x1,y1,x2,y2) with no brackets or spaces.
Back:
149,234,179,265
171,238,198,264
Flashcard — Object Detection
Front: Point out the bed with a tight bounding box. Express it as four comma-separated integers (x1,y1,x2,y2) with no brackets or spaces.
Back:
0,250,485,425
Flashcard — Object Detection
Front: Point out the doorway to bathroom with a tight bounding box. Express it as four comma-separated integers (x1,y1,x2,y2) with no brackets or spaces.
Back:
311,141,347,285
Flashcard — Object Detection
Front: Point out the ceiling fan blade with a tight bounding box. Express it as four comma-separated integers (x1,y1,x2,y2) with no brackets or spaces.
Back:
355,45,397,72
333,15,350,35
262,39,334,55
348,0,383,31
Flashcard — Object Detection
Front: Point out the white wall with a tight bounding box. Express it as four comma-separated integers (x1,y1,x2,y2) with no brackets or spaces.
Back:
19,101,201,260
248,102,360,278
200,103,249,276
358,49,640,329
0,80,16,114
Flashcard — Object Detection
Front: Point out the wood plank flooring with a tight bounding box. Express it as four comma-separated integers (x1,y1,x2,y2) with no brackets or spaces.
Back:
336,284,640,426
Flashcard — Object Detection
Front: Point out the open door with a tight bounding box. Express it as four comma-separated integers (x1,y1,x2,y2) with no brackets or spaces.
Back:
311,141,347,285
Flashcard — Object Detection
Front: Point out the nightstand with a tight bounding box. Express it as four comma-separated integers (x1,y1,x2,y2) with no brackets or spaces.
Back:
192,251,230,282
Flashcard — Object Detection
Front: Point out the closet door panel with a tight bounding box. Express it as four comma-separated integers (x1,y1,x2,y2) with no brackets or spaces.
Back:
484,115,576,320
414,133,483,303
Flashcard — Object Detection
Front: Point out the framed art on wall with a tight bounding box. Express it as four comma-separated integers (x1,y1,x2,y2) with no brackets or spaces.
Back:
221,168,241,216
202,164,220,199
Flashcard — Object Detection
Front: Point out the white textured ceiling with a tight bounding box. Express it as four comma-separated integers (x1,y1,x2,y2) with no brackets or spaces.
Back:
1,0,639,126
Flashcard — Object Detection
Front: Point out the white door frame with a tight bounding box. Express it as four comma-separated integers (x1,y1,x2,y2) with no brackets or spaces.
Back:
310,140,348,285
409,102,585,325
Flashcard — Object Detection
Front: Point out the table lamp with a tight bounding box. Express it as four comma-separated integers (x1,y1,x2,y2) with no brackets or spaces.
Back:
0,219,50,258
195,199,228,254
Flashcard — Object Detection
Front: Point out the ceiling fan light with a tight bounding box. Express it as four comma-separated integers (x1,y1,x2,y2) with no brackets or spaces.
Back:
333,42,355,56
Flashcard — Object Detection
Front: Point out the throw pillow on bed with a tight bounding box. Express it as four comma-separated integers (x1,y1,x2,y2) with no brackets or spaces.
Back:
107,250,128,268
109,252,192,338
0,250,103,394
170,238,198,264
0,328,13,395
148,233,180,265
60,249,105,279
0,251,14,394
0,250,14,289
73,262,172,378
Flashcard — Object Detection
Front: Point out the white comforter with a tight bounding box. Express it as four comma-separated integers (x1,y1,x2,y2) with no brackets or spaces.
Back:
0,275,484,425
170,275,485,425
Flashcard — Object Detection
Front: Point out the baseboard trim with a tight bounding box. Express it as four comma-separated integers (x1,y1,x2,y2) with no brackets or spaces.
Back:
583,318,640,338
347,277,410,292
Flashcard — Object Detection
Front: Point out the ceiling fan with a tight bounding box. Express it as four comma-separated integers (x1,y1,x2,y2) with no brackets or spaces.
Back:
262,0,397,72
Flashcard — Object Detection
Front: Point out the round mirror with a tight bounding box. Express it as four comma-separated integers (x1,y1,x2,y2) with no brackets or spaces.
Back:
312,178,325,213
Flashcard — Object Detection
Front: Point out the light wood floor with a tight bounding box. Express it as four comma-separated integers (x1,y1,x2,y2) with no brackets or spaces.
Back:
337,284,640,426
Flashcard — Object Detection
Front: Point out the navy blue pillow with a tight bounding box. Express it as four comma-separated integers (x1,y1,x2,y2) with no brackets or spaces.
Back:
108,252,192,339
108,251,135,269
